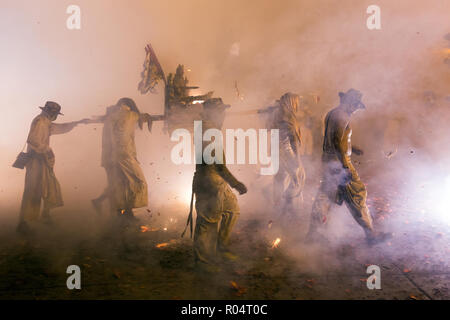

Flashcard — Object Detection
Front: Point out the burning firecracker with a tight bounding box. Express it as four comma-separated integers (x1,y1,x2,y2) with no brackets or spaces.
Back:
271,238,281,249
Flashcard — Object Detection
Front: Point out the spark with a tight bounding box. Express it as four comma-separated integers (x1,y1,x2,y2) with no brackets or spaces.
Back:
155,239,177,248
271,238,281,249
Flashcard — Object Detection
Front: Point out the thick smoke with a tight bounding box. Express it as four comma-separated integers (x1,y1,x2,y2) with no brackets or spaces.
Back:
0,0,449,278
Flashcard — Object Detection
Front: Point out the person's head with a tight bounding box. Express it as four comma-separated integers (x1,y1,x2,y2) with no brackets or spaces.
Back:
202,98,230,128
116,97,140,114
40,101,64,121
279,92,300,114
338,89,366,114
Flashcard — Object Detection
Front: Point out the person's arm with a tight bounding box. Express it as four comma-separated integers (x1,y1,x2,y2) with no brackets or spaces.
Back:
50,122,78,135
86,105,118,125
216,164,247,194
138,113,151,131
216,164,239,187
333,117,352,169
50,119,89,135
215,150,247,194
84,115,107,124
280,136,300,184
279,123,301,184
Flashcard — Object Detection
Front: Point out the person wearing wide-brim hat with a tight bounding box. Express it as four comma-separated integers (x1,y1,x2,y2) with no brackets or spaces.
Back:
39,101,65,116
306,89,391,246
17,101,88,235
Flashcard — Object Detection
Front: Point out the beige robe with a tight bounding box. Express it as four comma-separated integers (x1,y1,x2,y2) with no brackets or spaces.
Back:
20,114,77,222
310,107,373,233
271,98,305,205
193,119,240,265
102,107,148,211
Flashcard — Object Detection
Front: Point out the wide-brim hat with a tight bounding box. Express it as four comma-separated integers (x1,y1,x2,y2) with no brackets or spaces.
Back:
39,101,64,115
338,89,366,109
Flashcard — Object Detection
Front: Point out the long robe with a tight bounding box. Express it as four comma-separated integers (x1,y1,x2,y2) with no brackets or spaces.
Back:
310,107,373,232
102,107,148,211
270,95,305,207
193,119,240,266
20,114,77,222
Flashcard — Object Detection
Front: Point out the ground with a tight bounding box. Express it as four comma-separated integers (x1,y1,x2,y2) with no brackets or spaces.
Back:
0,160,449,300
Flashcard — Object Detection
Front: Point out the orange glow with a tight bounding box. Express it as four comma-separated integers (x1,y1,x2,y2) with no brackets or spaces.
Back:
156,242,169,248
271,238,281,249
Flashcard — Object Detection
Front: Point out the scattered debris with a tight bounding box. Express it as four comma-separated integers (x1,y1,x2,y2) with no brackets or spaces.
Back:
140,225,159,233
230,281,247,296
385,149,397,159
155,239,177,249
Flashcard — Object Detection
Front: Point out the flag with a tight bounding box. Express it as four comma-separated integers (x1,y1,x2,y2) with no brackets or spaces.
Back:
138,43,166,94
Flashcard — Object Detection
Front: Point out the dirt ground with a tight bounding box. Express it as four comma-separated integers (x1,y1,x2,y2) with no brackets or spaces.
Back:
0,160,449,300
